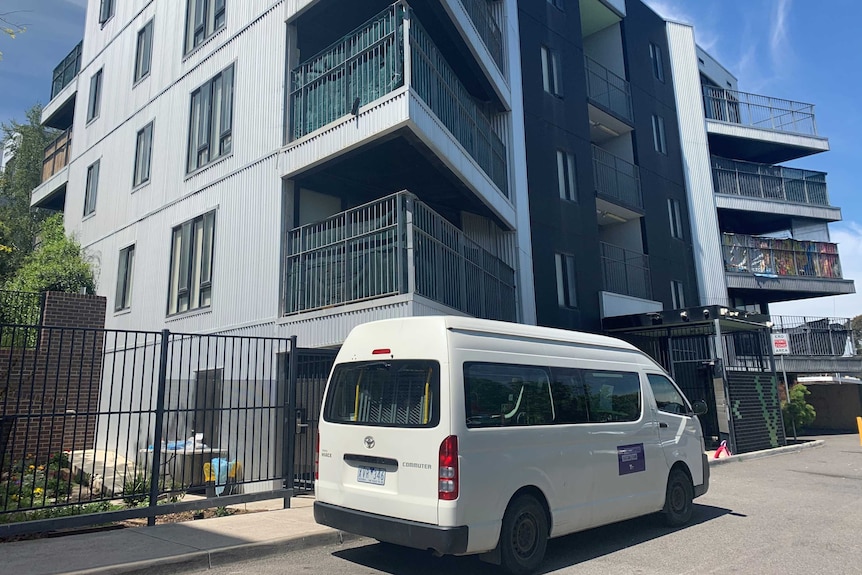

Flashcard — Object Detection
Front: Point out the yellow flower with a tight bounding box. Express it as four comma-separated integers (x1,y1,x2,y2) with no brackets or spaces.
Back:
37,465,45,471
28,465,35,471
34,488,44,495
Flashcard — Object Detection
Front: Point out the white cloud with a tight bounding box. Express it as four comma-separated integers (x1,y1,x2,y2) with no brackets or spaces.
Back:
769,0,793,73
769,222,862,320
61,0,88,9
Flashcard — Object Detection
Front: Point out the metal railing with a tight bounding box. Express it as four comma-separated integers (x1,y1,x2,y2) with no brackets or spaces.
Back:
592,145,642,209
284,191,516,321
289,2,509,197
51,41,82,100
0,326,302,536
42,128,72,183
457,0,505,75
702,86,817,136
769,316,854,356
0,291,45,337
585,55,633,122
600,242,652,300
722,233,843,279
712,156,829,207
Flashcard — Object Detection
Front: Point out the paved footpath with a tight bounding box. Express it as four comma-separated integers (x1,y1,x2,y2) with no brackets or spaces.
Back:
1,436,838,575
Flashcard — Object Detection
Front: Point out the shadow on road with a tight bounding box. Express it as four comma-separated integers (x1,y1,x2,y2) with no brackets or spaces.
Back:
331,504,733,575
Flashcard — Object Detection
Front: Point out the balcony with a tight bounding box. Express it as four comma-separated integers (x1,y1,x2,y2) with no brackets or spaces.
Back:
722,233,855,299
42,42,81,130
287,3,509,203
42,128,72,182
284,191,516,321
593,145,642,222
599,242,660,318
712,157,841,222
701,86,829,163
768,316,862,373
456,0,505,76
31,128,71,210
585,56,632,124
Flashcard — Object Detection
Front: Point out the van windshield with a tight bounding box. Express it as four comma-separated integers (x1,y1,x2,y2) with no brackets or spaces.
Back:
323,360,440,428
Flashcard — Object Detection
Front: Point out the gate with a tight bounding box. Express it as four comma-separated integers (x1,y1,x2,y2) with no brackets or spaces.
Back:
291,348,338,493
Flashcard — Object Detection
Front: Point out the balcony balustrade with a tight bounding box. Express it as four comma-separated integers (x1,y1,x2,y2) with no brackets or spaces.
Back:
593,145,642,209
769,315,854,357
289,2,508,196
42,128,72,182
585,56,633,122
722,233,843,280
284,191,516,321
702,86,817,136
51,42,82,100
600,242,652,300
457,0,505,75
712,156,829,207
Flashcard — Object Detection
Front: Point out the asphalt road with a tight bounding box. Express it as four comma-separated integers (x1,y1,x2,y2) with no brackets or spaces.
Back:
194,434,862,575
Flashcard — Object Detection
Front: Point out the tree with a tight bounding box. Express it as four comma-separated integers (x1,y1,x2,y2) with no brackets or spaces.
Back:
782,384,817,434
851,315,862,353
4,214,96,295
0,11,27,61
0,104,55,282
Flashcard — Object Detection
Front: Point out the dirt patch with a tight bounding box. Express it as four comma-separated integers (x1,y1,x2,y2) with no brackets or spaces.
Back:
117,507,259,527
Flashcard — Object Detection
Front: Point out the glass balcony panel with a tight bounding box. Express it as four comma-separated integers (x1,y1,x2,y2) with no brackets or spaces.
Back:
51,42,82,100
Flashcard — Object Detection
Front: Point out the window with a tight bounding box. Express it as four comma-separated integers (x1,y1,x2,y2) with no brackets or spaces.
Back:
324,360,440,427
464,363,642,427
670,280,685,309
115,245,135,311
87,69,103,122
541,45,562,96
99,0,114,24
187,65,234,172
556,150,577,201
555,253,577,308
134,20,154,83
83,160,99,216
185,0,226,54
133,122,154,187
649,43,664,82
547,0,565,9
647,374,689,415
668,198,683,239
168,211,215,315
652,114,667,154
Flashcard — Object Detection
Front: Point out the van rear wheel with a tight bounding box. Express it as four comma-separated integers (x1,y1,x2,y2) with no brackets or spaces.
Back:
500,494,548,575
663,468,694,527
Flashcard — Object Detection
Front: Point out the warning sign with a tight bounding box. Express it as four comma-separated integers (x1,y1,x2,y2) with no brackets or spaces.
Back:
771,333,791,355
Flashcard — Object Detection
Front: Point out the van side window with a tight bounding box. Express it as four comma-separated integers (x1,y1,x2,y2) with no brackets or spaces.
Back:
464,363,554,427
582,371,641,422
549,367,589,424
647,374,689,415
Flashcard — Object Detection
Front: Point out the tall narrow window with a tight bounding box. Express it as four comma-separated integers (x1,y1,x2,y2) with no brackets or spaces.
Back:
133,122,154,187
187,65,234,173
668,198,683,239
185,0,227,54
670,280,685,309
83,160,100,216
168,211,216,315
649,43,665,82
115,245,135,311
134,20,154,83
87,69,103,122
555,253,578,308
541,46,562,96
99,0,114,24
557,150,577,201
652,114,667,155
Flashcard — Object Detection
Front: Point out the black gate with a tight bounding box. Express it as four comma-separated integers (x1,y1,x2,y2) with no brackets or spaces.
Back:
291,348,338,493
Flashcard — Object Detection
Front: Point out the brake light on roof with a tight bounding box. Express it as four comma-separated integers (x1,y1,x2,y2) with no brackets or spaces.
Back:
372,348,391,355
438,435,459,500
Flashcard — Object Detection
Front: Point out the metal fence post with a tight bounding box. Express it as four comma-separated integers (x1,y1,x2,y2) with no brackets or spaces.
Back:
283,335,299,509
148,329,170,527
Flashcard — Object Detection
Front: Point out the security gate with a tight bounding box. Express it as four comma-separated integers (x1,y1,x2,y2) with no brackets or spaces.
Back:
291,348,338,493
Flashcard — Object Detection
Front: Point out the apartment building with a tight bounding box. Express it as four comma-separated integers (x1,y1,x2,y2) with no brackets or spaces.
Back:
28,0,854,349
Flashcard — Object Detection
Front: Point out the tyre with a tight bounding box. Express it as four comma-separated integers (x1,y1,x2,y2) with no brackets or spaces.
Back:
499,494,548,575
662,468,694,527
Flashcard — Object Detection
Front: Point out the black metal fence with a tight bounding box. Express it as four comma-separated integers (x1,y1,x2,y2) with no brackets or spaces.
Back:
0,325,318,536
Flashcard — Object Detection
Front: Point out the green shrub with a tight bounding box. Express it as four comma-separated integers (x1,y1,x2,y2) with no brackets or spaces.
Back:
122,474,150,507
782,383,817,432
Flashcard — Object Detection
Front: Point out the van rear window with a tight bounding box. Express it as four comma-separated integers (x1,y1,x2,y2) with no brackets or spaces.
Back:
323,360,440,428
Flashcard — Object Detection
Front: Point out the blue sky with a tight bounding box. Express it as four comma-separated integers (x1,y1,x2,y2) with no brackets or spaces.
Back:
1,0,860,318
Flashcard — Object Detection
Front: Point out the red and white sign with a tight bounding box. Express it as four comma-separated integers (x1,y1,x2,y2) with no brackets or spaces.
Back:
771,333,791,355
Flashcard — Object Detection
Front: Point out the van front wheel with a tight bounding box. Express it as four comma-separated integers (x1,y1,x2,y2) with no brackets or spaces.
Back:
499,494,548,575
663,468,694,527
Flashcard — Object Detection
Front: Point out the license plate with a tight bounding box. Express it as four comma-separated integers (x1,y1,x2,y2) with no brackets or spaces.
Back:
357,466,386,486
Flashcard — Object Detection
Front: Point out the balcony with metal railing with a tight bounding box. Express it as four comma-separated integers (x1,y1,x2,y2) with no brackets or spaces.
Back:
767,315,862,372
42,41,81,130
456,0,505,77
600,242,652,301
287,3,509,201
284,191,516,321
701,85,828,163
585,55,633,124
593,145,642,212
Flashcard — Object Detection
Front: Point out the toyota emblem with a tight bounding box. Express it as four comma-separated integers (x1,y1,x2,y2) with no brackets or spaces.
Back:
364,436,375,449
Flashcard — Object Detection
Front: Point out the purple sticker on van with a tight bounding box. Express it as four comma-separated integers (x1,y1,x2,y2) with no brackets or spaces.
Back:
618,443,645,475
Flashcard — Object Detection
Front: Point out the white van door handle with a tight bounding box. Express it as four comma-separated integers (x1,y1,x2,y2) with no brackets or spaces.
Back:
659,422,668,429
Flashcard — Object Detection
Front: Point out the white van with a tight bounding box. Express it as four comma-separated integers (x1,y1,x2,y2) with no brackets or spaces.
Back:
314,316,709,574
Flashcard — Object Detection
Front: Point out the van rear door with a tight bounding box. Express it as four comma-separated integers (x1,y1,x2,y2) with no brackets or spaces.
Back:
317,359,445,525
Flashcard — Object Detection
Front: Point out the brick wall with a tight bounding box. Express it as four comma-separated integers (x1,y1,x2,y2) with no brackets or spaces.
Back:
0,292,106,464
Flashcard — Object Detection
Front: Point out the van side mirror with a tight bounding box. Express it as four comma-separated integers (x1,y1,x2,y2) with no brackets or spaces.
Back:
692,400,708,416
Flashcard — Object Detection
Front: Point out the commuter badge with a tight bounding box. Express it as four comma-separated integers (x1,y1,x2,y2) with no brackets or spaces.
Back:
617,443,645,475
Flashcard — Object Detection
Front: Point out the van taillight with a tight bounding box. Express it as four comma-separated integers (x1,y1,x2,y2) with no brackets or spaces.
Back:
438,435,458,500
315,433,320,480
